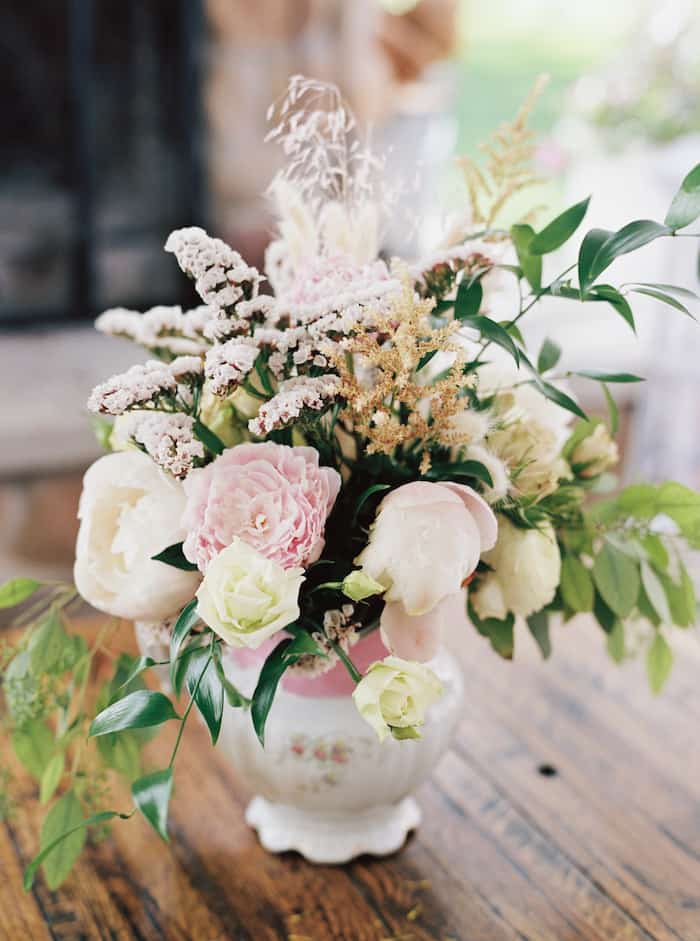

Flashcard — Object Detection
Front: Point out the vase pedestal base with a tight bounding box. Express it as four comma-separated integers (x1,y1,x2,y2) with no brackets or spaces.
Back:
245,795,422,864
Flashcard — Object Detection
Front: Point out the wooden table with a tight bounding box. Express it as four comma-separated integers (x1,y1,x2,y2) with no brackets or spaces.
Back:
2,618,700,941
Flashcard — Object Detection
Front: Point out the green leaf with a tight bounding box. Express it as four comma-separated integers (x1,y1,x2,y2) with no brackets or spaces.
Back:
170,599,200,688
89,690,179,738
416,349,439,371
91,415,114,450
251,638,296,745
640,533,669,571
602,383,619,435
606,619,625,663
193,419,225,456
151,542,198,572
28,610,68,675
530,380,587,421
657,482,700,547
284,625,328,658
588,284,636,332
640,562,672,624
646,632,673,694
622,281,698,300
214,657,250,708
511,223,542,290
0,577,40,609
117,656,157,692
592,542,640,618
464,315,521,366
391,725,422,741
660,565,696,628
529,196,590,255
25,809,131,890
578,228,611,294
184,649,223,745
97,732,142,782
40,790,86,890
664,162,700,230
560,556,594,613
39,753,65,805
132,768,173,842
455,278,483,321
468,602,515,659
628,286,696,319
593,591,617,634
537,338,561,374
579,221,671,291
353,483,391,525
526,610,551,659
574,370,644,383
12,721,54,781
426,460,494,488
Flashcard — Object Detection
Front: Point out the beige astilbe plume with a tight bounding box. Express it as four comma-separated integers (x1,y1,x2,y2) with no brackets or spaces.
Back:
458,74,549,228
328,269,472,474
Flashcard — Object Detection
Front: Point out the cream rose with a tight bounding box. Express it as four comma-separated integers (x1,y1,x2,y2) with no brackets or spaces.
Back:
470,516,561,620
352,656,444,742
74,450,200,621
196,538,303,648
356,481,497,661
571,424,619,478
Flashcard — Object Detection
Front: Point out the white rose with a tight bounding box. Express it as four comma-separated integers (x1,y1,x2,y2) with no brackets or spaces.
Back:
196,538,303,648
487,420,567,500
478,357,574,449
74,451,200,620
352,656,444,742
470,516,561,620
571,423,619,478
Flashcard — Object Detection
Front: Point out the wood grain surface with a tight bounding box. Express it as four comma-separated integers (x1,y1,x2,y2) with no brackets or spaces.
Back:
2,617,699,941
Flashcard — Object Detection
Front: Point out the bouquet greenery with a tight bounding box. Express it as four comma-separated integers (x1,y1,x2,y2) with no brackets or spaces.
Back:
2,77,700,891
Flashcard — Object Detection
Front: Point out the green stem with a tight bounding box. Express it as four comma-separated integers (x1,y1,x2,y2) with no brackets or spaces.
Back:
168,655,211,768
329,640,362,685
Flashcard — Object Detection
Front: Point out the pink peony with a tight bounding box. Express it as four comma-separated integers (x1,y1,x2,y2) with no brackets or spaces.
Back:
356,480,498,662
182,442,341,572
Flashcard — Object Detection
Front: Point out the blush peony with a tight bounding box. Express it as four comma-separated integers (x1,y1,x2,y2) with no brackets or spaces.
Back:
182,442,341,572
356,481,497,661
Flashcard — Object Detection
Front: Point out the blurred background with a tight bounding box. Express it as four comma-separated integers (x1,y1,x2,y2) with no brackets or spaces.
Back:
1,0,699,583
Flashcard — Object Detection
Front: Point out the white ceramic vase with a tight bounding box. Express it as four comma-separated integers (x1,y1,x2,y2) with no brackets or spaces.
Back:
135,623,464,864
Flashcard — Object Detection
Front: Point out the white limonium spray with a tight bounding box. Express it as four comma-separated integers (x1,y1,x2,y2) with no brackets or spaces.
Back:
132,413,205,479
87,360,178,415
165,227,262,317
205,338,259,396
95,304,215,357
249,375,342,436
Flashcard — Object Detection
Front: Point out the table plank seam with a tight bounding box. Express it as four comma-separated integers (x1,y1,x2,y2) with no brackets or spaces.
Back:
451,742,684,941
417,837,530,941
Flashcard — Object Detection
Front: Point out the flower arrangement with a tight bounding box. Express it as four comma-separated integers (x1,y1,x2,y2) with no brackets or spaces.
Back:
3,76,700,889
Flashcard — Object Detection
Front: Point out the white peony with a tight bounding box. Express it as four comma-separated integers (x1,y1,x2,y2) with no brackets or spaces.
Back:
196,538,303,649
470,516,561,620
74,450,200,621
